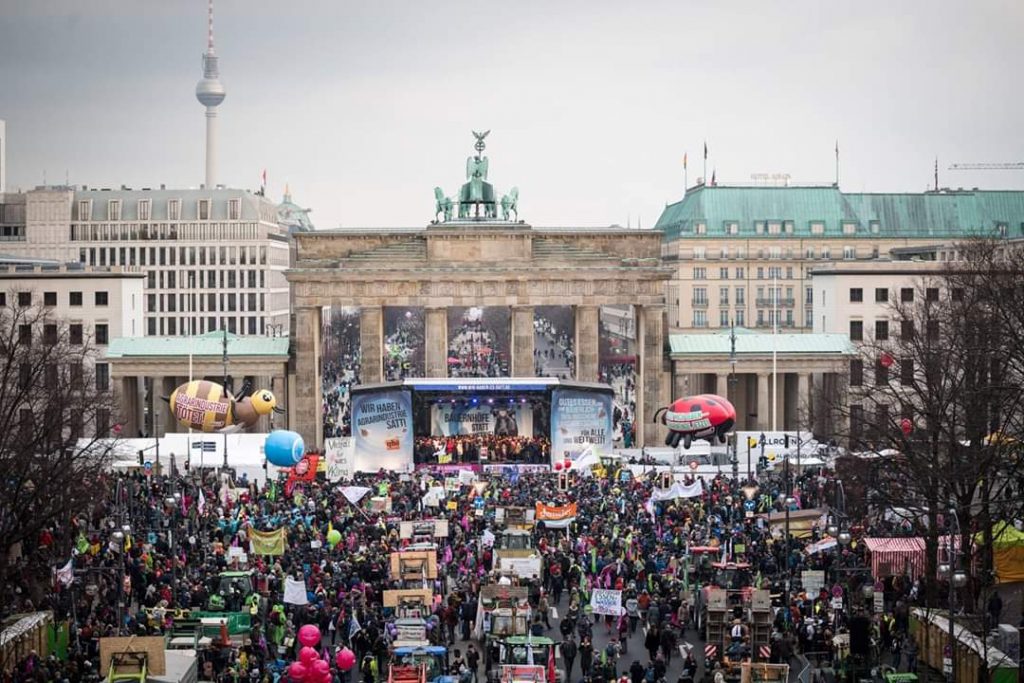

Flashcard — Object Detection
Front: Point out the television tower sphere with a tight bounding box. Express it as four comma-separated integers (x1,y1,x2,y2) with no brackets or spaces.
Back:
196,73,226,107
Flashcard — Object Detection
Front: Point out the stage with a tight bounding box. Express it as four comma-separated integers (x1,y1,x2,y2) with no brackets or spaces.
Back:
348,378,614,473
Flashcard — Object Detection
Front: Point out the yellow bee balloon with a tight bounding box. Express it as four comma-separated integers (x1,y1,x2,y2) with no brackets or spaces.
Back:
167,380,282,432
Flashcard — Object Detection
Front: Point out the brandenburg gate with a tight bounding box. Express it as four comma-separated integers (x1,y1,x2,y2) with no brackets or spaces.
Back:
286,133,673,449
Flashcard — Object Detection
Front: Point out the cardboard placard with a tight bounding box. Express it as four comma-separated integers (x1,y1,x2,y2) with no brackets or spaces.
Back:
390,550,438,580
399,519,450,540
383,589,434,608
99,636,166,676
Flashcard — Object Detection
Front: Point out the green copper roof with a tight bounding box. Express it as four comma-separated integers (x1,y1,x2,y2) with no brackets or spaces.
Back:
655,185,1024,240
106,331,289,358
669,329,856,356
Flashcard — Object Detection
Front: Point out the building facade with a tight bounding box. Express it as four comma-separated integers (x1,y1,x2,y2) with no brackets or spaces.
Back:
0,259,146,436
655,184,1024,333
0,186,290,338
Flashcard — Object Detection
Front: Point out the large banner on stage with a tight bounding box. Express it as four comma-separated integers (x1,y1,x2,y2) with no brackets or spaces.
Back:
430,404,533,437
550,388,613,461
352,388,413,472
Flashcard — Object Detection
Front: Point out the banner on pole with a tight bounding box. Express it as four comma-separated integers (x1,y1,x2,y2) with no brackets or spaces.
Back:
249,528,286,556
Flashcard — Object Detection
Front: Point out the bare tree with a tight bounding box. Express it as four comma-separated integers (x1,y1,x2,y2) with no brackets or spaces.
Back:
0,295,118,607
825,238,1024,607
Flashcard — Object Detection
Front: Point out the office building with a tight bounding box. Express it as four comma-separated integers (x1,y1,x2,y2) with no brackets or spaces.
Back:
0,185,290,337
655,184,1024,333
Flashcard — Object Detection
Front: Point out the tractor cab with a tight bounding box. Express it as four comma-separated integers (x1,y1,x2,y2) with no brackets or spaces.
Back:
392,646,454,683
207,570,255,612
487,637,562,683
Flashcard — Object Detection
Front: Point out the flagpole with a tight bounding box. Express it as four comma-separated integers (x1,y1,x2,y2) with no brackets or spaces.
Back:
772,272,778,432
835,140,840,187
703,141,708,185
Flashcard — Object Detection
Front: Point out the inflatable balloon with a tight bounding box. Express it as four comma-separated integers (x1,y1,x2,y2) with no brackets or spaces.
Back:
167,379,283,432
265,430,306,467
312,660,330,677
336,647,356,671
553,461,563,471
299,646,319,665
298,623,322,648
654,394,736,449
327,529,342,547
288,661,309,682
563,458,572,470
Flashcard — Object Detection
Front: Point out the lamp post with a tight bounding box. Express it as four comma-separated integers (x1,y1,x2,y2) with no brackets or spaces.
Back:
222,328,229,470
781,453,794,625
940,507,967,683
728,320,739,481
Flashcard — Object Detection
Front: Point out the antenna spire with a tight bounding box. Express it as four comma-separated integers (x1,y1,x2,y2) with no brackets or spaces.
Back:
207,0,216,53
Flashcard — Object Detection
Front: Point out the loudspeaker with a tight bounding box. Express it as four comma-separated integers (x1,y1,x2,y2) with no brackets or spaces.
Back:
849,615,871,656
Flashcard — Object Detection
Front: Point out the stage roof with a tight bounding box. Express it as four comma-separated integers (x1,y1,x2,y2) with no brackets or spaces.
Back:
352,378,614,394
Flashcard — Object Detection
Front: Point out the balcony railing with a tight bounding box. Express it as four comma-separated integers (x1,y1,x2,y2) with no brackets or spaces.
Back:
691,299,709,308
756,297,796,307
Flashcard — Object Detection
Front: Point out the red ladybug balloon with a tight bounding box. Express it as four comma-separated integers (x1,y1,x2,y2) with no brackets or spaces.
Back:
654,394,737,450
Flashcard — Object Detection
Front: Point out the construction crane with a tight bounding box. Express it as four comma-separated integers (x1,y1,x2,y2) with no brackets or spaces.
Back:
949,162,1024,170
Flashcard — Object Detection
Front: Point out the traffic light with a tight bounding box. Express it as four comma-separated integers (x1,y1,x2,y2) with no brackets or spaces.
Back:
660,471,673,489
558,472,569,491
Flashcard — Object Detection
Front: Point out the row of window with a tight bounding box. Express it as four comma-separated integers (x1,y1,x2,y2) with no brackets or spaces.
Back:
850,358,914,387
15,406,113,440
81,244,270,268
144,269,266,291
849,319,937,342
147,291,265,314
71,221,263,243
17,361,109,392
691,219,882,236
849,287,957,304
4,290,110,308
78,198,241,222
689,286,814,306
691,309,811,329
694,266,800,280
691,245,877,261
147,315,270,336
0,225,25,241
15,322,108,345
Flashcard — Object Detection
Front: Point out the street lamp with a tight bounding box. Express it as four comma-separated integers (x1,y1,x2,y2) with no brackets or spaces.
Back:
944,507,964,683
837,530,852,546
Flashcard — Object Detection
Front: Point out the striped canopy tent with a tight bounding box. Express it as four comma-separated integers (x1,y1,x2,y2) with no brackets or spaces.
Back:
974,522,1024,583
863,537,926,579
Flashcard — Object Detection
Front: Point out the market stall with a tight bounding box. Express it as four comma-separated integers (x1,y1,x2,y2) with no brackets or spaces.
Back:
863,537,925,579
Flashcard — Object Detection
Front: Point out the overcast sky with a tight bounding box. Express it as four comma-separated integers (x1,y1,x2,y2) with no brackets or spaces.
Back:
2,0,1023,228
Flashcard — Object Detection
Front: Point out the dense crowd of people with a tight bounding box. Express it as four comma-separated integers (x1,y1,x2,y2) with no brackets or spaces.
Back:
2,440,964,683
414,435,551,465
448,321,507,378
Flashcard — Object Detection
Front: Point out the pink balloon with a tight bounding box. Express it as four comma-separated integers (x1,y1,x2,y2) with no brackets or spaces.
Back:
553,461,563,471
563,458,572,469
336,647,356,672
288,661,309,682
312,660,330,677
298,624,322,648
299,646,319,665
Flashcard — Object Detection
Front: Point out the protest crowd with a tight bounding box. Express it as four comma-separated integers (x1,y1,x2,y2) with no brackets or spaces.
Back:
1,447,950,683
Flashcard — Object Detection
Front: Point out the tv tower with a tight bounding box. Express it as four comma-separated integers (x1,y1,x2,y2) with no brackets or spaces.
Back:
195,0,225,189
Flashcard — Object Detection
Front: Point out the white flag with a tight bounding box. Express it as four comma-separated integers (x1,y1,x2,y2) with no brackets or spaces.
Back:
56,559,74,587
340,486,372,505
284,577,309,605
198,489,207,514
